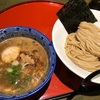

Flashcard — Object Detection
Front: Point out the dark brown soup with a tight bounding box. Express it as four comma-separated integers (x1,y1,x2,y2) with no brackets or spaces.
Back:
0,37,48,94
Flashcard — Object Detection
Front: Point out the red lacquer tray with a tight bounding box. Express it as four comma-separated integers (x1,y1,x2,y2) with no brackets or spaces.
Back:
0,1,77,100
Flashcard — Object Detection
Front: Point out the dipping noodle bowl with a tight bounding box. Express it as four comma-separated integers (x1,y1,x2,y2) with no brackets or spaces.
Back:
0,26,56,99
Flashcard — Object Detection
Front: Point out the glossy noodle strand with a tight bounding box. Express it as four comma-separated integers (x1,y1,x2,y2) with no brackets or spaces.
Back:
65,21,100,72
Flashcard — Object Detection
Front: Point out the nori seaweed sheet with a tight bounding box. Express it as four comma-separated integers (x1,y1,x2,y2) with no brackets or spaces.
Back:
57,0,97,34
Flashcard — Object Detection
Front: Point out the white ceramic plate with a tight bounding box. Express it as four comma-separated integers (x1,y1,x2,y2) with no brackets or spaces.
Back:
52,9,100,84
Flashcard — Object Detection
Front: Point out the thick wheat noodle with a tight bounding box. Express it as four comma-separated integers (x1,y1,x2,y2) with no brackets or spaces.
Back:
65,21,100,72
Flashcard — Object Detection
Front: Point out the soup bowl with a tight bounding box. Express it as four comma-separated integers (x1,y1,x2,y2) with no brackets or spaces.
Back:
0,26,56,99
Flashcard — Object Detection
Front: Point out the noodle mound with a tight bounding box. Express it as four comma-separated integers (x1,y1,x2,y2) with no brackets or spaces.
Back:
65,21,100,72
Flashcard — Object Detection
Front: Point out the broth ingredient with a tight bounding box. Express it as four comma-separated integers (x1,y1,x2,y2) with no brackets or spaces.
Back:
0,37,48,94
1,46,21,63
2,64,21,84
65,21,100,72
